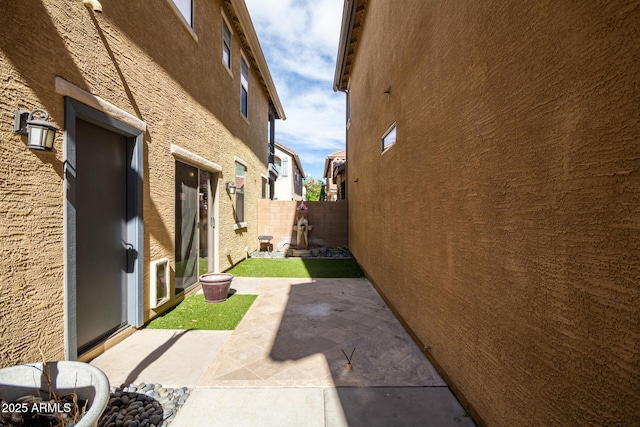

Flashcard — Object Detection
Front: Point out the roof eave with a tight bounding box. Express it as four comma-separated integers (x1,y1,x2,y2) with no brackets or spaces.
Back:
333,0,358,92
229,0,286,120
323,157,331,178
293,153,304,177
275,141,305,176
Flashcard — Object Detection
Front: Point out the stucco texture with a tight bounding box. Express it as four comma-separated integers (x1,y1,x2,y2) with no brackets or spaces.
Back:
257,200,348,249
1,0,273,365
346,1,640,426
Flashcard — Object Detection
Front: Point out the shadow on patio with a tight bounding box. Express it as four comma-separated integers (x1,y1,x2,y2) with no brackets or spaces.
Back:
268,279,438,387
91,265,474,425
196,276,470,425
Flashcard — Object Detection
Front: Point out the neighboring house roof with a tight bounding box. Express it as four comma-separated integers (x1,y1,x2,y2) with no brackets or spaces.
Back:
323,149,346,178
333,0,368,92
225,0,286,119
275,141,305,177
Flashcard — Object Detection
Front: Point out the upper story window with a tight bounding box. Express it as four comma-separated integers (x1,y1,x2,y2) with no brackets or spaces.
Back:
275,157,282,175
382,123,397,152
240,57,249,118
171,0,193,28
222,19,231,70
281,158,288,177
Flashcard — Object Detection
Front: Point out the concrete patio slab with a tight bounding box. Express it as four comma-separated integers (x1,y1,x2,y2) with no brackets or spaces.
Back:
226,276,263,295
91,277,260,388
170,388,325,427
171,386,473,427
198,278,445,388
91,329,231,387
89,277,473,426
324,387,475,427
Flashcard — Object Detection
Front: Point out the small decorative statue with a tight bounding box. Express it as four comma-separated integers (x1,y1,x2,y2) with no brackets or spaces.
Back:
296,216,309,249
293,201,311,250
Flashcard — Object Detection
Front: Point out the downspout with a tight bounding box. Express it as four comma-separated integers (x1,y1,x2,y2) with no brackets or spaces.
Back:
268,107,276,199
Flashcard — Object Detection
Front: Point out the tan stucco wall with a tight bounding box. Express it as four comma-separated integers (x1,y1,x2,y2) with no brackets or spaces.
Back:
257,200,348,249
346,1,640,426
0,0,273,366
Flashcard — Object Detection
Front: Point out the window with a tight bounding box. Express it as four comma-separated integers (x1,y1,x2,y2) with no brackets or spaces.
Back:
275,156,282,175
172,0,193,28
281,158,288,177
261,176,268,199
222,19,231,70
240,57,249,118
235,162,246,223
382,123,397,152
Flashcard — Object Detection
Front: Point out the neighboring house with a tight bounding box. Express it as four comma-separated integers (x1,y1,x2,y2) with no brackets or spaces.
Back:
0,0,284,365
273,141,304,201
335,1,639,427
323,149,346,201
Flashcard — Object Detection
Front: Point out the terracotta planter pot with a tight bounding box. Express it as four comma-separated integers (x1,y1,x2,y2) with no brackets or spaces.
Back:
200,273,234,303
0,361,110,427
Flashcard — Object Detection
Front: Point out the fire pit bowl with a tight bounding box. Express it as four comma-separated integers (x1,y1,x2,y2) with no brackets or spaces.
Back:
0,361,110,427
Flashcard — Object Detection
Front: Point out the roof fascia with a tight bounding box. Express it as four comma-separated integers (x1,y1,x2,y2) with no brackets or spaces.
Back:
293,153,304,177
229,0,286,119
275,141,305,177
333,0,359,92
323,157,331,178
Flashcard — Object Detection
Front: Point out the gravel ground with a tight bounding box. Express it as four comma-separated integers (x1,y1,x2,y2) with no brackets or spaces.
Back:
250,247,353,259
98,383,190,427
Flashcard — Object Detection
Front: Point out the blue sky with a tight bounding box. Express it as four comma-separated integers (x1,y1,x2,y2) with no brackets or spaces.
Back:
245,0,346,180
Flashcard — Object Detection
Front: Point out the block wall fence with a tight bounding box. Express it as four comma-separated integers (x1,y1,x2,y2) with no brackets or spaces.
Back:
257,200,348,250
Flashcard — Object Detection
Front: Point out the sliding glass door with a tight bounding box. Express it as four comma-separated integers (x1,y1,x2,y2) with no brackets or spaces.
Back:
175,161,215,293
199,169,213,276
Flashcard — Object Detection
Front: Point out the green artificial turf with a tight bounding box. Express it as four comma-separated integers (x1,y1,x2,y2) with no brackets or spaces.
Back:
227,258,364,278
146,294,257,330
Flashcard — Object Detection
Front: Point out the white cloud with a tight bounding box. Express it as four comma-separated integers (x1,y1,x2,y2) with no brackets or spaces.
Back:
309,0,343,54
246,0,346,179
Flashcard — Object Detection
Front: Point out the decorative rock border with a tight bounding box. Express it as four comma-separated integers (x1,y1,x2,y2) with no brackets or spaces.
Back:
250,247,353,259
98,383,190,427
250,249,287,258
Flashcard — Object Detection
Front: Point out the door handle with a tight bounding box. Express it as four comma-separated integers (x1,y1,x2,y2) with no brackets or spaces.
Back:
211,217,215,228
124,243,137,273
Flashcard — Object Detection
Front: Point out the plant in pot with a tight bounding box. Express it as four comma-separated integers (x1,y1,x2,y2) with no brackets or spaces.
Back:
0,361,110,427
199,273,234,303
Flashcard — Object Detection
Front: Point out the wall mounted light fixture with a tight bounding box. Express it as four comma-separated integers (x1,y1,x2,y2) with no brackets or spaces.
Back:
226,181,237,195
83,0,103,13
14,109,59,151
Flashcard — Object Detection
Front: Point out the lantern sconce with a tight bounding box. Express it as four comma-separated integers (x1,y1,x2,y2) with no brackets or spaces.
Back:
83,0,103,13
226,182,237,195
14,109,59,151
